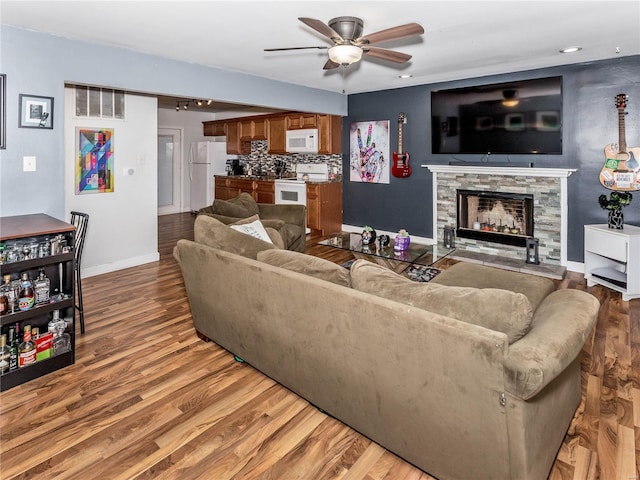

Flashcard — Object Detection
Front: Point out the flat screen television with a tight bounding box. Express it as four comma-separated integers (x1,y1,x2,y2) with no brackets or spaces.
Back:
431,76,562,155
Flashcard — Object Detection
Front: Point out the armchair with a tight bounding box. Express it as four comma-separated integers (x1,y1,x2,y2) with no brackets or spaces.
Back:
198,193,306,252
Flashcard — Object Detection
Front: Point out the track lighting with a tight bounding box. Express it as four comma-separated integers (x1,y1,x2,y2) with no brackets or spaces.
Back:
173,99,213,112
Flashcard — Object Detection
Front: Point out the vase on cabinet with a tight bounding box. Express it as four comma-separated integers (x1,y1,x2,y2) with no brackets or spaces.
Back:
608,209,624,229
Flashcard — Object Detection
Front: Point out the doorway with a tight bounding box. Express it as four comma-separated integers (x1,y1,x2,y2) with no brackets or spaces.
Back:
158,128,182,215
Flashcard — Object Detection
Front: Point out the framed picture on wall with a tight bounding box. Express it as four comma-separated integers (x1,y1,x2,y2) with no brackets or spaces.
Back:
0,74,5,148
19,93,54,129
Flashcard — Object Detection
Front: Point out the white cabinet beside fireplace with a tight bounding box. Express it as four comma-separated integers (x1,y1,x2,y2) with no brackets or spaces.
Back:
584,224,640,301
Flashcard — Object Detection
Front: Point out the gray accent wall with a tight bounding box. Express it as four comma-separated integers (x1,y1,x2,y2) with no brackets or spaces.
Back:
342,56,640,263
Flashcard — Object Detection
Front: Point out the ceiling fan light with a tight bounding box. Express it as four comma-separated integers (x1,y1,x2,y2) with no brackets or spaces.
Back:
501,89,519,107
328,44,363,65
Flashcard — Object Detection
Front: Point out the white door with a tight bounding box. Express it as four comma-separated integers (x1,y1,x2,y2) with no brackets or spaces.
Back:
158,128,182,215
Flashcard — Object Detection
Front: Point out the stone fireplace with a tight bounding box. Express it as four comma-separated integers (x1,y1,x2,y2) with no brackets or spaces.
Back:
457,189,534,247
424,165,576,266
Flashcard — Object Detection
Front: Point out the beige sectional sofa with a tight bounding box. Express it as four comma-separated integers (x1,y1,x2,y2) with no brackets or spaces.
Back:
174,215,600,480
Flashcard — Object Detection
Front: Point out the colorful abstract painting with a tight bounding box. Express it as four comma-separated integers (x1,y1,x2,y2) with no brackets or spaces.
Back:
76,128,114,194
349,120,390,183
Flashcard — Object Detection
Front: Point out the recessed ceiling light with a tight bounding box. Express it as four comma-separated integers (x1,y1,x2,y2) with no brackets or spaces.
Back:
560,46,582,54
398,74,413,79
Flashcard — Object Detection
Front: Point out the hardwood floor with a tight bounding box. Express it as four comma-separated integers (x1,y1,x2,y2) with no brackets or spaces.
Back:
1,212,638,480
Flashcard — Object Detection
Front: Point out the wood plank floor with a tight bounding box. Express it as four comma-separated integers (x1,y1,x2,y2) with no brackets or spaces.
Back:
1,212,638,480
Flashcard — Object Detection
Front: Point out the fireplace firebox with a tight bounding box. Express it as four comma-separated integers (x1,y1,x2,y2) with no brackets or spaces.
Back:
456,189,534,247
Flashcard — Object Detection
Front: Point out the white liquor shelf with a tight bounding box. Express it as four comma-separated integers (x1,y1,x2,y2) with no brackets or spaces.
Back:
584,224,640,301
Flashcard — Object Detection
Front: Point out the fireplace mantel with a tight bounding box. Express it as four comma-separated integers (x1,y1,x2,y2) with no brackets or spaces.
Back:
421,164,576,178
422,164,577,266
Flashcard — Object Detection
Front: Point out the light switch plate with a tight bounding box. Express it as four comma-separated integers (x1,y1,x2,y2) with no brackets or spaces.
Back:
23,156,36,172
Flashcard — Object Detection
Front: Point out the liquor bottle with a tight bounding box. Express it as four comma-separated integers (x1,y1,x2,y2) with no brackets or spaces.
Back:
33,268,50,306
18,325,36,367
8,326,18,371
0,294,8,316
10,276,21,310
49,310,70,355
17,272,34,311
1,274,17,313
0,334,10,374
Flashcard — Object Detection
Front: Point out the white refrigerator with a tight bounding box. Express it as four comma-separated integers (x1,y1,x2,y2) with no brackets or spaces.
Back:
189,141,232,212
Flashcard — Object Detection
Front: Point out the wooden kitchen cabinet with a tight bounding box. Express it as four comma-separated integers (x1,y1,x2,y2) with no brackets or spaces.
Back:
203,121,226,136
239,118,267,140
286,113,317,130
214,176,275,204
214,177,231,200
317,114,342,155
214,176,251,200
225,122,251,155
205,112,342,154
253,180,275,204
267,116,287,154
306,182,342,235
225,121,241,154
252,119,267,140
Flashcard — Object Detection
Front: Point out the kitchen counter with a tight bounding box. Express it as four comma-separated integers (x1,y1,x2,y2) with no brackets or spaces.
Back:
217,174,342,184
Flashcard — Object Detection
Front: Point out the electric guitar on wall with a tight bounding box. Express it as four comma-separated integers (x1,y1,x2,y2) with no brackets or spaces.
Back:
599,93,640,191
392,112,412,178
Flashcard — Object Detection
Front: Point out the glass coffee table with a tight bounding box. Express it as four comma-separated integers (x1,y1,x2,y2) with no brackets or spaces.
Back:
318,233,455,274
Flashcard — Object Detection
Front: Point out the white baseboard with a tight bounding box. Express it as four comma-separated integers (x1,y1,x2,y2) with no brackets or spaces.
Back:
81,252,160,278
566,261,584,273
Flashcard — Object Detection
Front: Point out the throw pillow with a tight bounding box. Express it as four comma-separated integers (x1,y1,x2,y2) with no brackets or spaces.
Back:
230,218,273,244
212,192,260,218
257,250,351,287
232,215,285,249
350,260,533,344
194,215,278,259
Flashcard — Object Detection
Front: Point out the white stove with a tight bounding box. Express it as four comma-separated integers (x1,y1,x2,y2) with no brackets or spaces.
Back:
274,164,329,234
276,163,330,184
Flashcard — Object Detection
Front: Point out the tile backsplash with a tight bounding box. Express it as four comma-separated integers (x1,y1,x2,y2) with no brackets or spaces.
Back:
238,140,342,176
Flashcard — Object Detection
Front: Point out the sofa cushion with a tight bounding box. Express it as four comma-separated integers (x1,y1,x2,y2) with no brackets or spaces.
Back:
257,250,351,287
431,261,554,312
212,192,260,218
350,260,533,344
194,214,278,260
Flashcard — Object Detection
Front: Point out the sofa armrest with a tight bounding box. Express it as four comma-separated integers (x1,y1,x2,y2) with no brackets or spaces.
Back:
504,289,599,400
258,203,306,232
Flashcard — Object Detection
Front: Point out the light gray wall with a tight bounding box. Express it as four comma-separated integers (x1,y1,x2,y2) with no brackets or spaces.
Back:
0,25,347,219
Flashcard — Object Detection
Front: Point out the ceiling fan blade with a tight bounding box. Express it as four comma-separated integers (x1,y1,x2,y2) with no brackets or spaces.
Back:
323,59,340,70
299,17,344,42
363,47,412,63
264,46,328,52
357,23,424,45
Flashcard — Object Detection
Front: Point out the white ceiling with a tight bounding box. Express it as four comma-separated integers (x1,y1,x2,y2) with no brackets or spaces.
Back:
2,0,639,97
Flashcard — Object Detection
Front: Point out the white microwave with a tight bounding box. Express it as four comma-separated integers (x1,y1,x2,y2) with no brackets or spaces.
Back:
285,128,319,153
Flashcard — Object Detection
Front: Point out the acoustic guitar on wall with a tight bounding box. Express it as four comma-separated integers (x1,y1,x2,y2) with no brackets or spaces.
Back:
392,112,412,178
600,93,640,191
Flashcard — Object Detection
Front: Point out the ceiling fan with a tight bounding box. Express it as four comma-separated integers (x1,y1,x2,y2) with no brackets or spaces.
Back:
265,17,424,70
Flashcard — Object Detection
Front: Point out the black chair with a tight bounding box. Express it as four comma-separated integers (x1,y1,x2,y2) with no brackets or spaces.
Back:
70,211,89,334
